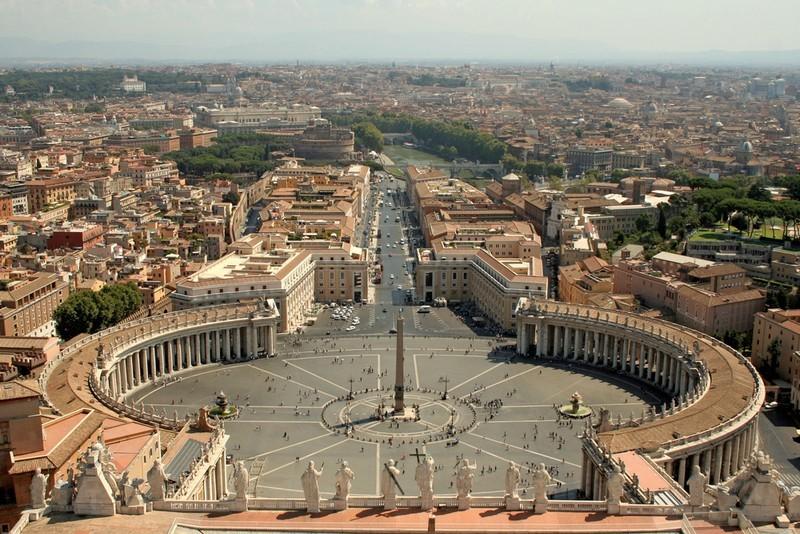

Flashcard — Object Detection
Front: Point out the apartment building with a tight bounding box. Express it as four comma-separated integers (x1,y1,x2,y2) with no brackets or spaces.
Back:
120,75,146,93
105,131,180,154
195,104,321,134
415,243,548,332
46,224,105,251
751,309,800,382
769,248,800,285
566,146,613,174
0,273,69,337
558,256,621,306
171,240,367,332
0,182,29,215
178,128,218,150
613,253,764,336
27,178,78,213
595,204,659,240
118,156,179,187
685,231,774,278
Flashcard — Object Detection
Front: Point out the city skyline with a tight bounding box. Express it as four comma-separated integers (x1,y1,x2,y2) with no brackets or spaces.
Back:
1,0,800,65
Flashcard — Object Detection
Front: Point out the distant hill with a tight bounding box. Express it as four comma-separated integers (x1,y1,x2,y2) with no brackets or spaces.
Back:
0,34,798,67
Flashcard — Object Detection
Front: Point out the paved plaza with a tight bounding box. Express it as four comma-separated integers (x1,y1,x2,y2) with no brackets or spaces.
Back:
134,332,665,500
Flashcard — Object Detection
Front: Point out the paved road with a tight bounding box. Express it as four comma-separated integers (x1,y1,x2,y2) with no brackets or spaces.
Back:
759,409,800,487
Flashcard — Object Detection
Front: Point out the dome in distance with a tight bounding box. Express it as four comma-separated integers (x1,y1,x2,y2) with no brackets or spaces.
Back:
740,140,753,153
608,97,633,109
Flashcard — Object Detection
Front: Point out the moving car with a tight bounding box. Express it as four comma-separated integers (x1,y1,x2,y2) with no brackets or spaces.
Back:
418,305,431,313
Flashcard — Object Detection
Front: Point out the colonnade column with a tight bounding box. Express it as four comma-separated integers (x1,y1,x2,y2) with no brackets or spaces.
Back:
126,355,134,389
223,329,231,361
535,322,545,356
149,346,157,381
722,440,733,480
117,363,125,394
731,433,742,474
702,449,712,479
267,325,275,356
234,328,241,359
176,337,184,371
157,343,165,378
713,443,724,484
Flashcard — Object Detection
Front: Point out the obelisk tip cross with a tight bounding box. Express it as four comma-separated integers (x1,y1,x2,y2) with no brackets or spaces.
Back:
394,311,405,412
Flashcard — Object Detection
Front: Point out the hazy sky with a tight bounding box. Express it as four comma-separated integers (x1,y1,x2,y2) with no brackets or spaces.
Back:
1,0,799,61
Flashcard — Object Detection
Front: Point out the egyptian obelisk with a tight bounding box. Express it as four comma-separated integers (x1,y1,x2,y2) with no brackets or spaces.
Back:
394,311,405,412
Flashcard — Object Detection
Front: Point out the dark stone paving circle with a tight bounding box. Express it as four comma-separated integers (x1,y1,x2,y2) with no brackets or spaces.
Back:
321,388,477,443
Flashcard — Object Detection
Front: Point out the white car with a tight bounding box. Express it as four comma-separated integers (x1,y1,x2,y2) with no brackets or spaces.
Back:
346,325,356,331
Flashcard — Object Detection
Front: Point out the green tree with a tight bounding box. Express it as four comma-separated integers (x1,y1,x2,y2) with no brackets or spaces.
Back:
502,154,523,172
53,282,143,341
747,183,771,202
547,176,563,190
222,191,240,204
730,212,748,233
766,338,782,378
142,144,160,155
635,214,653,234
84,102,105,113
352,121,384,152
656,206,668,238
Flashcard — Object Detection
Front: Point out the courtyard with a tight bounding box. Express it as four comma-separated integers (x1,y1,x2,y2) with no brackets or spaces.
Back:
133,332,664,501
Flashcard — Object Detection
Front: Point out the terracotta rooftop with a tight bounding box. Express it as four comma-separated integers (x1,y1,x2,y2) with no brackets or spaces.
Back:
0,379,41,401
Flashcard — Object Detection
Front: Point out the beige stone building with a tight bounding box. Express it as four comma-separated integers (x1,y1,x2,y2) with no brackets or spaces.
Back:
751,309,800,382
415,243,548,331
171,240,367,332
0,273,69,337
613,253,764,337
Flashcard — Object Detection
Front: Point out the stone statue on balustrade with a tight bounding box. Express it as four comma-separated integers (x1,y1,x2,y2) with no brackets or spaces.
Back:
717,450,784,523
50,476,74,510
606,464,625,513
505,462,521,510
381,459,402,509
532,463,551,513
302,461,323,513
456,458,476,510
121,472,145,509
73,442,117,516
30,467,49,509
415,455,435,510
96,342,109,367
334,461,355,509
147,459,169,501
234,461,249,506
687,465,708,508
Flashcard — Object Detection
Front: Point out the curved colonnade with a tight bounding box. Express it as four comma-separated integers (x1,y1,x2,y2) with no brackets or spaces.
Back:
515,298,764,496
39,302,279,430
39,296,762,506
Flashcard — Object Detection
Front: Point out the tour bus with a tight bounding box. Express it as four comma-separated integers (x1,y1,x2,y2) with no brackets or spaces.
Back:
417,305,431,313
